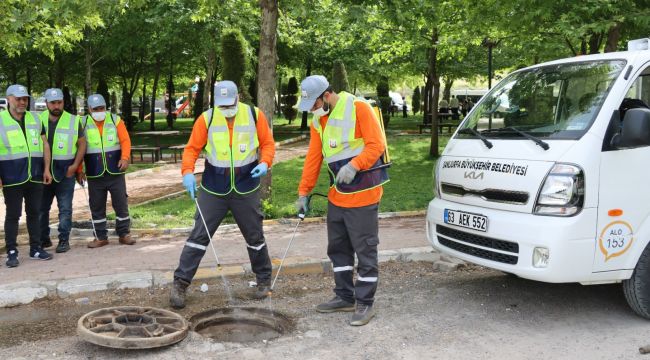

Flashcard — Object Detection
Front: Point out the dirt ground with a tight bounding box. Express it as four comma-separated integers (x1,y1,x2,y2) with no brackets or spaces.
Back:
2,261,650,359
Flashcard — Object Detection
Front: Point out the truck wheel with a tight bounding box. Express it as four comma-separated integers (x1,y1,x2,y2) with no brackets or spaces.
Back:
623,243,650,319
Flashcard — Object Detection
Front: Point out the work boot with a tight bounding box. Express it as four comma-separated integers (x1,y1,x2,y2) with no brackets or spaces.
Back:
87,239,109,248
250,281,272,300
42,238,53,248
6,250,19,268
56,240,70,253
315,296,355,313
119,234,136,245
349,303,376,326
170,279,190,309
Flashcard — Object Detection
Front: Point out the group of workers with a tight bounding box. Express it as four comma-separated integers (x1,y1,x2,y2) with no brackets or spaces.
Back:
0,85,134,268
2,74,390,327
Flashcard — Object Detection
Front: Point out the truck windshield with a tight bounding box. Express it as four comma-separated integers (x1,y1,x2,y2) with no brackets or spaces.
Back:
457,60,626,140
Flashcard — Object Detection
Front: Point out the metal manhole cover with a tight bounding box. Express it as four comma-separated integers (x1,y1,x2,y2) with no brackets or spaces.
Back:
190,307,294,343
77,306,189,349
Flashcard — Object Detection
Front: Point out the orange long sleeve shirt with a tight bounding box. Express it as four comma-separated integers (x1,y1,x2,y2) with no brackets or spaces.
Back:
298,99,385,208
181,108,275,176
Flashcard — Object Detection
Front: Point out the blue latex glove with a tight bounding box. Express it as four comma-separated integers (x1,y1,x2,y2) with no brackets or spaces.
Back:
250,162,268,178
182,173,197,199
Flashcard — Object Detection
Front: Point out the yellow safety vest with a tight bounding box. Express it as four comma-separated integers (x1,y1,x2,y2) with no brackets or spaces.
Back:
313,91,389,194
83,114,124,178
0,110,45,186
200,103,261,195
41,111,80,182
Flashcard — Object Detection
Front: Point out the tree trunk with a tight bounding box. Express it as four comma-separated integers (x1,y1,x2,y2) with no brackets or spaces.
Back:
277,72,282,116
300,59,312,131
428,29,440,157
140,79,146,123
55,56,65,88
257,0,279,200
580,39,587,55
442,78,453,102
26,67,32,110
605,23,621,53
423,74,431,124
588,32,602,54
204,48,216,109
150,58,161,131
121,85,134,131
84,43,92,114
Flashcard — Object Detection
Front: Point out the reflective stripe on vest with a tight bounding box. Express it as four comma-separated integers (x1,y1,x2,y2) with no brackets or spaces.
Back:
0,110,44,186
41,111,80,182
312,92,389,194
201,104,260,195
83,114,123,178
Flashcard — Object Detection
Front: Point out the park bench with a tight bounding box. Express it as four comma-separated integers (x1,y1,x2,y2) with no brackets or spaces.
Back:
419,113,459,134
169,145,185,163
131,146,161,163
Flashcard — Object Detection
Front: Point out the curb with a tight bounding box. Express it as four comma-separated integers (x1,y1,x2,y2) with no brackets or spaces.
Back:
275,134,308,147
64,210,424,238
0,246,462,308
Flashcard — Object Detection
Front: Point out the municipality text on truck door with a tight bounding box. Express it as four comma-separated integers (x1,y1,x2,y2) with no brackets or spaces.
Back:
426,38,650,318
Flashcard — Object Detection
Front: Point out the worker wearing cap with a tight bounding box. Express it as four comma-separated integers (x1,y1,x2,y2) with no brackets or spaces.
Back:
38,88,87,254
0,84,53,267
79,94,134,248
296,75,389,326
170,80,275,309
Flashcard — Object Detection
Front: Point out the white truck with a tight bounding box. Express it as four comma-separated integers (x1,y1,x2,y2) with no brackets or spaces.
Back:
426,38,650,318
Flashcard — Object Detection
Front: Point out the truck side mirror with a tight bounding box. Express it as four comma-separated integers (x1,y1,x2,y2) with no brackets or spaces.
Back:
611,108,650,149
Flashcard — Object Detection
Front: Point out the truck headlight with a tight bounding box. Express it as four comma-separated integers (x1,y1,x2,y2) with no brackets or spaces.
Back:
534,163,584,216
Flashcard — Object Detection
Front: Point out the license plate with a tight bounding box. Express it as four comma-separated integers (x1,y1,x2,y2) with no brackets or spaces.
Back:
444,209,488,232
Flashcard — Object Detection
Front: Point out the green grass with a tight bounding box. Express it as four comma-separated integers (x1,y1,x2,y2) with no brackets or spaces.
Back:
124,134,448,228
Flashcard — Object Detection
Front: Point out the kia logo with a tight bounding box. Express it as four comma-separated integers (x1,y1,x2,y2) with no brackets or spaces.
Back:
464,171,484,180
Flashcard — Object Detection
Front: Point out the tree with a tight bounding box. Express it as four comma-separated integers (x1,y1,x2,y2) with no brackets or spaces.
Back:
166,76,175,129
221,29,249,98
376,76,390,126
258,0,279,200
282,77,298,122
193,78,205,121
412,86,421,115
96,77,110,105
332,60,349,92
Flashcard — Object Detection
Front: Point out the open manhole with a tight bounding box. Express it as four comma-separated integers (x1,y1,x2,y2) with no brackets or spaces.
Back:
190,307,293,343
77,306,189,349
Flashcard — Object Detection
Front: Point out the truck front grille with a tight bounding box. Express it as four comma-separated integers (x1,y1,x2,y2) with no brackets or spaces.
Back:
436,225,519,265
441,183,529,205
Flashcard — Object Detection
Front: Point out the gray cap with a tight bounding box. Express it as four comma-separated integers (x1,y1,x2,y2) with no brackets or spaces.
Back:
298,75,329,112
45,88,64,102
6,84,30,98
87,94,106,109
214,80,238,106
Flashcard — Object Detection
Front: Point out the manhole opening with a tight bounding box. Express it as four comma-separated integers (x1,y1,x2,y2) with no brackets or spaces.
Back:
190,307,294,343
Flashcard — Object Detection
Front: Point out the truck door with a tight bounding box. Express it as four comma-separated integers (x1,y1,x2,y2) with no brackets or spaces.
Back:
595,63,650,272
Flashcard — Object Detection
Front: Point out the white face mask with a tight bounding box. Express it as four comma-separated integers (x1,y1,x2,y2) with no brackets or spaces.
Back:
311,107,328,117
92,111,106,121
220,107,237,118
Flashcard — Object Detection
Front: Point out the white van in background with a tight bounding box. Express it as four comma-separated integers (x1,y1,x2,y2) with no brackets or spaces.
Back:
0,97,7,111
427,38,650,318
